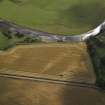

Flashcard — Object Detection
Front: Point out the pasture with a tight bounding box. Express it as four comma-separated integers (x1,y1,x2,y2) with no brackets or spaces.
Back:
0,0,105,35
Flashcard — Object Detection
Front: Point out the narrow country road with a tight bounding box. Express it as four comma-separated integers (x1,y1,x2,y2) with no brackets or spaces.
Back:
0,19,105,42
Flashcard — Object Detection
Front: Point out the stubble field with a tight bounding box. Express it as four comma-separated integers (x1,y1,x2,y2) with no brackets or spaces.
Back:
0,77,104,105
0,43,95,83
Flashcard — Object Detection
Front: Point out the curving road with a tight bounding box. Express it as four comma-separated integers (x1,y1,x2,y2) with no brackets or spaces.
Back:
0,19,105,42
81,21,105,40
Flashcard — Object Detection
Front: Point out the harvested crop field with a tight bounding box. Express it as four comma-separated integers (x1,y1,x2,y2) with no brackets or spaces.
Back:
0,43,95,83
0,77,104,105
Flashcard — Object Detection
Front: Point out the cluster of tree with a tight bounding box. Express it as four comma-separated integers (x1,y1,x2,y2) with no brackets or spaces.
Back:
2,29,41,43
22,37,41,43
2,29,25,39
87,36,105,89
2,30,12,39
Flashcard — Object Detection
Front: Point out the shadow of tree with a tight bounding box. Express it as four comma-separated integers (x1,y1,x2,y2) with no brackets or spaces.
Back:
0,0,3,3
61,85,105,105
61,68,105,105
60,0,105,28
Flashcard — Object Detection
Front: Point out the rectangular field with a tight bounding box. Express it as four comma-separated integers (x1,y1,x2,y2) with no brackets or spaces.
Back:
0,43,95,83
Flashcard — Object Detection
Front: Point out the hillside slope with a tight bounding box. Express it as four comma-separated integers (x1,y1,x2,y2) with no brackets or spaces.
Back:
0,0,105,35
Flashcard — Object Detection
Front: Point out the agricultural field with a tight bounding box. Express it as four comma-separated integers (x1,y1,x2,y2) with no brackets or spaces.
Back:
0,77,105,105
0,0,105,35
0,43,95,83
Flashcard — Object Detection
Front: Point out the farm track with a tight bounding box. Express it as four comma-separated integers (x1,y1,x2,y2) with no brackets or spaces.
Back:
0,70,99,90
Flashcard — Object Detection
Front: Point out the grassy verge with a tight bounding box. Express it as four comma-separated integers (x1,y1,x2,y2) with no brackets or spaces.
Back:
87,33,105,89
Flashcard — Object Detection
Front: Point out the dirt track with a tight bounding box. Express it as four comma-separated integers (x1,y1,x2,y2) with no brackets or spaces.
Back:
0,70,98,89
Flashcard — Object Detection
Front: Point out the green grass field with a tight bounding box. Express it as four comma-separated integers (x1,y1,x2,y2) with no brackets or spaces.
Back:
0,0,105,35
